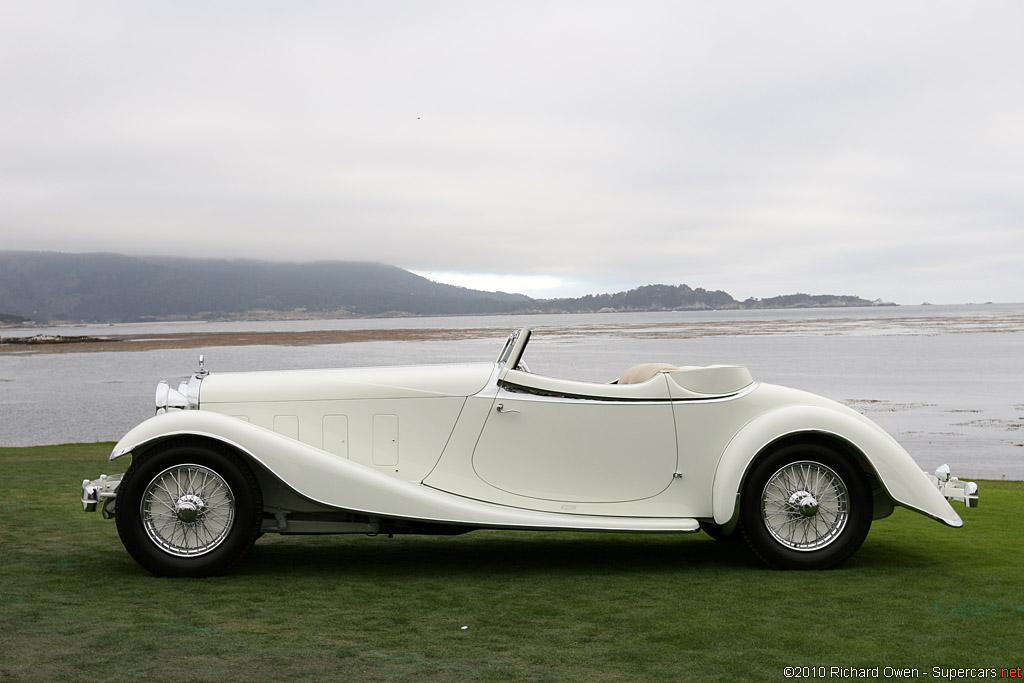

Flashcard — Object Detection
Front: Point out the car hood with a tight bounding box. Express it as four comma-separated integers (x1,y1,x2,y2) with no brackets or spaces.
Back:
199,362,496,404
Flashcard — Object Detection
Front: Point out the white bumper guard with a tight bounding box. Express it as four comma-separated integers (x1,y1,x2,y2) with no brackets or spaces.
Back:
927,464,979,508
81,474,123,518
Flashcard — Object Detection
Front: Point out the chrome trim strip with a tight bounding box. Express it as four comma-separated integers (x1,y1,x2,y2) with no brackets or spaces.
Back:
495,381,759,405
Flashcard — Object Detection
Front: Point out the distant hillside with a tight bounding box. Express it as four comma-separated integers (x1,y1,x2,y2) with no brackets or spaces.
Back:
0,313,29,325
0,252,530,323
0,251,892,324
529,284,886,313
530,284,739,313
741,293,886,309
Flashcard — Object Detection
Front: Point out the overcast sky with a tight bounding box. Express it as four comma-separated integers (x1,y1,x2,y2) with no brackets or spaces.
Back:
2,1,1022,303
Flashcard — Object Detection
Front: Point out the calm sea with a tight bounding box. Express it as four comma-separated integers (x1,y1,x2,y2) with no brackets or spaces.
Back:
2,304,1022,479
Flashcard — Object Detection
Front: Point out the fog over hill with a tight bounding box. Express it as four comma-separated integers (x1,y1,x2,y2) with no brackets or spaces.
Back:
0,252,891,324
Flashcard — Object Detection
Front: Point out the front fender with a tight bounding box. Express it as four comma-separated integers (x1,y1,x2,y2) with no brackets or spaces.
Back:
711,404,962,528
110,411,698,532
111,411,493,523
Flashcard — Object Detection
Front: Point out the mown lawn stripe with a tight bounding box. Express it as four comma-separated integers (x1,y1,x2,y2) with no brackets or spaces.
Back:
1,444,1019,681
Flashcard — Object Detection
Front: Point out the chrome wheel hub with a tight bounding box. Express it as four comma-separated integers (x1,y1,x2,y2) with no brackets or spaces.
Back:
761,461,849,551
788,490,820,517
141,464,235,557
173,494,205,523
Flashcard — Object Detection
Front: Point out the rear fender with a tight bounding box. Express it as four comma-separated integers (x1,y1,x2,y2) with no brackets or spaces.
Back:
711,405,962,528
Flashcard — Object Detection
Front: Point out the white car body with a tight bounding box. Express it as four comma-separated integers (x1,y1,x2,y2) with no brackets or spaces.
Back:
82,328,978,575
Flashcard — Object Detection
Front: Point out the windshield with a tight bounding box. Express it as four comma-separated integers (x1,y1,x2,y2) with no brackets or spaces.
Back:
496,329,521,364
496,328,531,367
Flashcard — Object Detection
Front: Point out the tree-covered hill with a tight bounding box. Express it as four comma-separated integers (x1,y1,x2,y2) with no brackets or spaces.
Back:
0,251,891,324
0,252,530,323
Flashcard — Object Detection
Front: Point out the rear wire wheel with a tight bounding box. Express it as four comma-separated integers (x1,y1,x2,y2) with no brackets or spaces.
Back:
739,443,871,569
116,440,262,577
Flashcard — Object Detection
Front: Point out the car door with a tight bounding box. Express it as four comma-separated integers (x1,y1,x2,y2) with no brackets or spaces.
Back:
471,378,678,504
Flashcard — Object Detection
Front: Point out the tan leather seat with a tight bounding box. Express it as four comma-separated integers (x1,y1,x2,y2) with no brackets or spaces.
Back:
617,363,679,385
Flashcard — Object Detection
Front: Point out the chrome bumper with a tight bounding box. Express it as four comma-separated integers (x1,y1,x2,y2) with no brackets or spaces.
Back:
81,473,122,518
927,465,979,508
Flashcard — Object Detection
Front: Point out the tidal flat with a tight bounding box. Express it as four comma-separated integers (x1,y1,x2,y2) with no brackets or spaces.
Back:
1,304,1021,478
3,306,1023,355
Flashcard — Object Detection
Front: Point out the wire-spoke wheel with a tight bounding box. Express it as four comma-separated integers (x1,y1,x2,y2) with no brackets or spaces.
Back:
116,440,262,577
141,464,236,557
740,443,871,569
761,461,849,551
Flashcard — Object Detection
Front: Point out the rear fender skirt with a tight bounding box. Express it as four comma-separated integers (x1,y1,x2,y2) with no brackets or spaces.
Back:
110,411,699,532
711,405,963,528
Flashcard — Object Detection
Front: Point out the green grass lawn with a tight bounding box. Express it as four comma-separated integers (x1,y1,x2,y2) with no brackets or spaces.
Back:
1,444,1021,682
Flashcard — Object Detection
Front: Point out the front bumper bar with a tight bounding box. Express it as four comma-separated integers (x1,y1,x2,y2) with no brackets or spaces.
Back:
81,473,123,518
927,464,979,508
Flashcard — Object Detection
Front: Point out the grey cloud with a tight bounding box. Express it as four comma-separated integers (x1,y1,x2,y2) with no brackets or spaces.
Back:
1,1,1022,305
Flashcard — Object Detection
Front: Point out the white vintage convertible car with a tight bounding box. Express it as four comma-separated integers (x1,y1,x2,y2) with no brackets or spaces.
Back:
82,328,978,576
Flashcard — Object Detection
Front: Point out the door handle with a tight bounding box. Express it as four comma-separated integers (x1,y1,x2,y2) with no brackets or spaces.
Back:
495,403,520,414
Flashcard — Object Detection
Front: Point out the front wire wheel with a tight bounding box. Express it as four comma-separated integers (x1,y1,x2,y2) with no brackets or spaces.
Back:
116,440,262,577
141,464,236,557
740,444,871,569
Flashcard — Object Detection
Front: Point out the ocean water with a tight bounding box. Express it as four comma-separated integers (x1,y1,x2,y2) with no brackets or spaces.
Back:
1,304,1022,479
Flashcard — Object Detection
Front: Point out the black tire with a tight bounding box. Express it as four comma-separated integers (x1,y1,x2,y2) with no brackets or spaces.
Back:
115,439,263,577
739,443,871,570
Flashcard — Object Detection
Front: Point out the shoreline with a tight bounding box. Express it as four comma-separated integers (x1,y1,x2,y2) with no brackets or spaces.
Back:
2,310,1022,355
0,327,504,355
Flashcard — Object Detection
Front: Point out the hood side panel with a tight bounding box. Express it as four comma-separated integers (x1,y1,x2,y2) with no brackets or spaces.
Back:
201,363,496,403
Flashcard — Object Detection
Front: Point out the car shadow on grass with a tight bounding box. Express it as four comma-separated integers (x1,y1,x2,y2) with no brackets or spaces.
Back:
237,532,761,581
240,532,761,578
239,528,973,578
